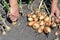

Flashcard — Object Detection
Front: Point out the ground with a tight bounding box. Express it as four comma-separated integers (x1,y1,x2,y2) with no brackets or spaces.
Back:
0,0,60,40
0,14,57,40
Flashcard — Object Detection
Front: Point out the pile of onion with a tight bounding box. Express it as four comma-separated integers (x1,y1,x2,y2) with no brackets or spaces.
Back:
27,9,60,34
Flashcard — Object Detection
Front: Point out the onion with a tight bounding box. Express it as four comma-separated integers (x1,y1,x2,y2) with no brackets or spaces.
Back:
39,15,45,20
28,14,32,17
37,28,43,33
46,22,52,26
33,22,40,29
28,21,35,27
12,21,17,25
37,26,44,33
44,16,51,22
33,17,38,21
44,27,51,34
32,14,37,18
28,17,33,21
40,21,45,26
52,22,57,27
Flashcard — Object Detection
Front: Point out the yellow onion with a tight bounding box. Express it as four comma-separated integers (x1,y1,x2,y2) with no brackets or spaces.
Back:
33,22,40,29
44,16,51,23
12,21,17,25
28,14,32,17
37,28,43,34
32,14,37,18
28,17,33,21
40,25,44,30
44,27,51,34
39,15,45,20
39,12,46,20
33,17,38,21
37,26,44,33
46,22,52,26
52,22,57,27
28,21,35,27
40,21,45,26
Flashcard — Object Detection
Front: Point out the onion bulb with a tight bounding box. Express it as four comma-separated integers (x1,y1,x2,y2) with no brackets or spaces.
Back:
33,17,38,21
40,21,45,26
33,22,40,29
32,14,37,18
39,15,45,20
28,14,32,17
44,27,51,34
28,21,35,27
46,22,52,26
37,26,44,33
28,17,33,21
12,21,17,25
37,28,43,33
52,22,57,27
44,16,51,22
